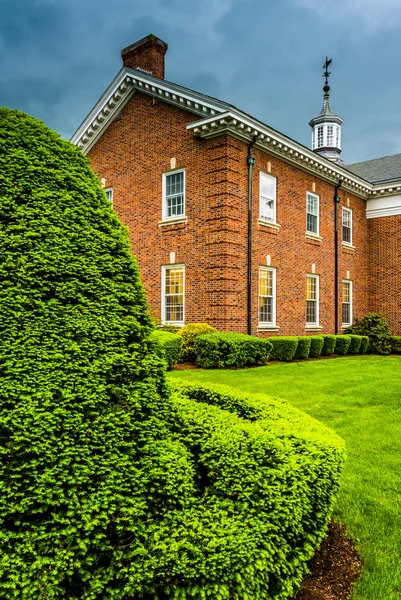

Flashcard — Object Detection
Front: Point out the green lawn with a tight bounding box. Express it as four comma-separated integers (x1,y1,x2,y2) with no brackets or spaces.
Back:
169,355,401,600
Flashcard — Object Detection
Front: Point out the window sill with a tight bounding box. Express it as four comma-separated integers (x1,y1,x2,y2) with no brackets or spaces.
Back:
305,325,323,331
162,321,184,327
158,217,187,227
305,233,323,242
341,324,351,329
342,243,356,251
257,325,280,331
258,219,281,230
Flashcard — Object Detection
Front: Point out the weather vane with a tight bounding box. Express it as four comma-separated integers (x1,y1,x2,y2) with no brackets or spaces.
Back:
323,57,332,87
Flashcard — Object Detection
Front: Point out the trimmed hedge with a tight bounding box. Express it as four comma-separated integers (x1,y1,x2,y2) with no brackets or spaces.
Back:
309,335,324,358
151,330,182,369
335,335,352,355
360,335,370,354
195,332,272,368
178,322,217,362
170,380,345,600
348,334,363,354
294,336,312,360
390,336,401,354
269,336,299,361
321,335,337,356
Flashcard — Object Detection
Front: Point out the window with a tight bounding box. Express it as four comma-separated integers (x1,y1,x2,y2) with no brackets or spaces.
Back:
163,170,185,220
342,280,352,326
327,125,333,146
335,125,340,148
162,265,184,324
259,172,277,222
306,192,319,235
342,207,352,245
105,187,113,206
259,267,276,325
317,126,324,148
306,274,319,326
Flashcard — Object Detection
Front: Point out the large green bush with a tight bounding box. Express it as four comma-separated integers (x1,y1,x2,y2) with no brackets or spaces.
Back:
171,380,345,599
348,334,363,354
309,336,324,358
151,330,182,369
294,336,311,360
390,336,401,354
346,313,392,355
321,335,336,356
269,336,299,361
334,335,352,355
195,332,272,368
178,322,217,362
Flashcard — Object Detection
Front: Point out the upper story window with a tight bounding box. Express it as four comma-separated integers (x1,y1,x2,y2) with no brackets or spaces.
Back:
342,207,352,245
162,265,185,325
306,274,319,326
259,172,277,222
163,169,185,220
327,125,334,146
335,125,340,148
342,280,352,326
259,267,276,325
306,192,319,235
317,126,324,148
105,187,113,206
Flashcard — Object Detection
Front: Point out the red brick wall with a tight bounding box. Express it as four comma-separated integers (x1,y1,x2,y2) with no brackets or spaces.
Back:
88,92,369,335
368,215,401,335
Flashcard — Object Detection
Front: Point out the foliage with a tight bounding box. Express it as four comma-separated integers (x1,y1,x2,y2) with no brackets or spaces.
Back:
294,336,312,360
360,336,369,354
321,335,337,356
171,380,345,599
169,355,401,600
348,334,363,354
151,330,182,369
309,336,324,358
346,312,392,355
178,322,217,362
194,332,272,369
268,336,299,361
390,336,401,354
334,335,352,355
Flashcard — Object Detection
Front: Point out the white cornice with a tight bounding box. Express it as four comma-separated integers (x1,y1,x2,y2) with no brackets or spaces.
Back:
187,112,372,198
367,194,401,219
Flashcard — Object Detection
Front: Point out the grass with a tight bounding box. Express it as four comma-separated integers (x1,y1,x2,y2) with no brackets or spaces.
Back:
168,355,401,600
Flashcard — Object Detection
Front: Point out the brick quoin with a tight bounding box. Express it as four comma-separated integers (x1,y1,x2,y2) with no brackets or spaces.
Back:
88,92,370,336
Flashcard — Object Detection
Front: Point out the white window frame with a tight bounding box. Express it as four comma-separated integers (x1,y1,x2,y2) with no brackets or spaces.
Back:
306,274,319,327
306,192,320,236
259,172,277,223
162,169,186,221
161,264,185,326
342,280,353,327
317,126,324,148
342,207,353,245
258,267,276,326
105,187,113,206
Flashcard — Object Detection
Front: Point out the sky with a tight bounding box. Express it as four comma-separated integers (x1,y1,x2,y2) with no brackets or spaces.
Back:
1,0,401,164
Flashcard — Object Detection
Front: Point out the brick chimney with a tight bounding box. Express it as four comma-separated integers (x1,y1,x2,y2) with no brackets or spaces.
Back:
121,34,168,79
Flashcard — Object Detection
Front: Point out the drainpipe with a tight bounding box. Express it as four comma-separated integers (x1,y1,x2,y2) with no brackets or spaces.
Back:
334,182,342,334
247,139,256,335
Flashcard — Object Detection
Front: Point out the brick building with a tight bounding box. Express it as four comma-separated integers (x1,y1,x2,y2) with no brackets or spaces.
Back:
71,35,401,336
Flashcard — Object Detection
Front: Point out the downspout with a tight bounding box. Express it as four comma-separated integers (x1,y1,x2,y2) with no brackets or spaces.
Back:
334,182,342,334
247,139,256,335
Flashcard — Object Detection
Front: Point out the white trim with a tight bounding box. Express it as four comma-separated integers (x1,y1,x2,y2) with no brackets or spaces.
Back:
162,169,186,222
258,219,281,230
158,216,188,227
258,266,276,327
306,191,320,236
366,194,401,218
161,264,185,326
259,171,277,223
342,206,353,245
306,273,319,327
341,279,353,327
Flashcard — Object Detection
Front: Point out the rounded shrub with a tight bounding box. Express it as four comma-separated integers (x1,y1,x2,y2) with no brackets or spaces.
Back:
151,330,182,369
346,312,392,355
390,336,401,354
194,332,272,368
321,334,336,356
294,336,312,360
334,335,352,355
178,322,217,362
269,336,299,361
348,334,363,354
360,335,370,354
309,335,324,358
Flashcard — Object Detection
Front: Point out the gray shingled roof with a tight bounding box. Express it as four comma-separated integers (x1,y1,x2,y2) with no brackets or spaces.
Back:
345,153,401,184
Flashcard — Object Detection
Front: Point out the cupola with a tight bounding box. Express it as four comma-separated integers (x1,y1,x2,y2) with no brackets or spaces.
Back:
309,58,344,164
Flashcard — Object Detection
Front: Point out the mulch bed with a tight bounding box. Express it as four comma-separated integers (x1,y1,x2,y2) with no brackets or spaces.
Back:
293,521,363,600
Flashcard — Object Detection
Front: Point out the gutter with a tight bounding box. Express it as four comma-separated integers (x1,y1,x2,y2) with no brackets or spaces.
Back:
247,139,256,335
334,182,342,334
